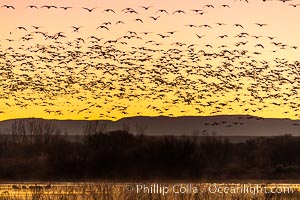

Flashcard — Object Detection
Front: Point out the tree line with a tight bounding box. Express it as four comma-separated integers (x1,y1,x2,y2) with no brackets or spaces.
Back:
0,119,299,180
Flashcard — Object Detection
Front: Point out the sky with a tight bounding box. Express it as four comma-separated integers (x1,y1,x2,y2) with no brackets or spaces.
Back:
0,0,300,121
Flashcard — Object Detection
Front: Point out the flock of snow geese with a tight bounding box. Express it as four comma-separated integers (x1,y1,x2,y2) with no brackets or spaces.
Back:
0,1,299,121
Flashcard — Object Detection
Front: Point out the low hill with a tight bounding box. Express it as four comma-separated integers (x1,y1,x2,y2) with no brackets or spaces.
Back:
0,115,299,136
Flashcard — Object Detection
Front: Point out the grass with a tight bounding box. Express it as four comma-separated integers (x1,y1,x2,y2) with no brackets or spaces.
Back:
0,182,299,200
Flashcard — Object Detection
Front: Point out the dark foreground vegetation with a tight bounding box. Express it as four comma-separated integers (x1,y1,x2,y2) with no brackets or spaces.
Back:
0,119,300,180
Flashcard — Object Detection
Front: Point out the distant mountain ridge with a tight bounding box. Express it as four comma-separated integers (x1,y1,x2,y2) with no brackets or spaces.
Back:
0,115,299,136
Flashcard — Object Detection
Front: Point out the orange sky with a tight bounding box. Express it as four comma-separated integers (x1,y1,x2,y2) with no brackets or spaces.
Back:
0,0,299,120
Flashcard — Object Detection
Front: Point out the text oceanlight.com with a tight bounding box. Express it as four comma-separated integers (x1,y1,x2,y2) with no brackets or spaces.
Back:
127,183,294,196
